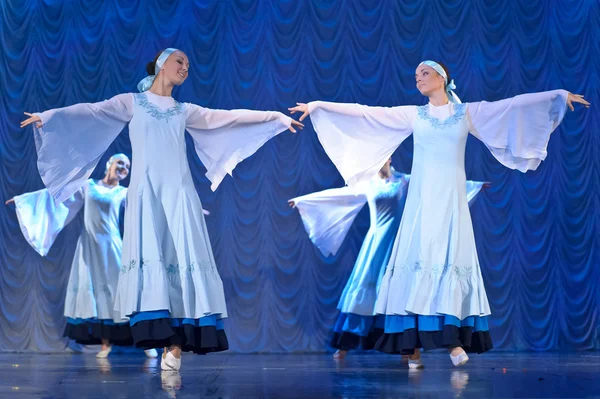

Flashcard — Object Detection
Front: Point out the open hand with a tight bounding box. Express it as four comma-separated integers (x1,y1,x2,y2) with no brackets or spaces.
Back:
21,112,43,129
288,103,310,122
288,119,304,133
566,93,590,111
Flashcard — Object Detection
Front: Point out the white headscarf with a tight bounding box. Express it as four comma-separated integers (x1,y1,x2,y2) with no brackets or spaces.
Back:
105,153,130,174
137,48,178,92
418,60,461,103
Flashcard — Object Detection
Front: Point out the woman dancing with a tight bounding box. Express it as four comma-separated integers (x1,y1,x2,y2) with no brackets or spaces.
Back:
290,158,487,368
289,60,588,366
7,154,157,358
21,47,303,370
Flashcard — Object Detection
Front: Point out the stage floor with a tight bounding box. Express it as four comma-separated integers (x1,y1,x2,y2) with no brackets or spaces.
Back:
0,351,599,398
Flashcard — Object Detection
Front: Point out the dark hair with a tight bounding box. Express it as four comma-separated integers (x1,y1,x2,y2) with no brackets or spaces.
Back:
146,50,164,75
436,61,451,87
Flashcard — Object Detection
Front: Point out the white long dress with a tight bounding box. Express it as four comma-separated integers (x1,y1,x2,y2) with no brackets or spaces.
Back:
14,179,131,344
292,174,485,350
306,90,569,353
32,91,293,352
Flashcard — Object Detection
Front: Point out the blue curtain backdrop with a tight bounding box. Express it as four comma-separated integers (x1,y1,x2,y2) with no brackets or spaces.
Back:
0,0,598,352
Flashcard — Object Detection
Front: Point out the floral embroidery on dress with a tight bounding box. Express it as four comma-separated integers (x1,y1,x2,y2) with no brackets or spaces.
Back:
120,259,137,274
135,93,184,122
395,260,473,278
120,258,215,276
417,103,466,129
398,260,423,273
165,263,180,275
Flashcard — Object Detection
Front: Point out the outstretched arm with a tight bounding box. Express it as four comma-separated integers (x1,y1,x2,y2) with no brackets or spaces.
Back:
9,185,86,256
21,94,134,202
186,106,303,133
291,185,368,257
467,90,588,173
185,104,302,191
288,101,417,186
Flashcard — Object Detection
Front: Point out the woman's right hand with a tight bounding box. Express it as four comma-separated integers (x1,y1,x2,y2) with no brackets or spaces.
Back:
288,103,310,122
21,112,43,129
5,198,14,205
288,200,296,209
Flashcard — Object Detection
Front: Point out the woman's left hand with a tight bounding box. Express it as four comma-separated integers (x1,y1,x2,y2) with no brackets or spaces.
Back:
567,93,590,111
288,103,310,121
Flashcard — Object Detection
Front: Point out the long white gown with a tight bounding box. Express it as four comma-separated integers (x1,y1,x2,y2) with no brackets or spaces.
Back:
292,174,485,350
14,179,132,344
32,91,293,353
306,90,569,353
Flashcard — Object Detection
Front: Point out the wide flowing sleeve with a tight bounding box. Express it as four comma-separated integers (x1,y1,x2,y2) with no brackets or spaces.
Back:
13,183,86,256
185,104,293,191
308,101,417,186
466,90,569,172
290,185,368,257
33,93,134,202
466,181,485,206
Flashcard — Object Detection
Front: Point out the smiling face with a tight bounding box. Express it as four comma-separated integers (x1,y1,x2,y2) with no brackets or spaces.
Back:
415,64,446,97
160,50,190,86
106,154,130,182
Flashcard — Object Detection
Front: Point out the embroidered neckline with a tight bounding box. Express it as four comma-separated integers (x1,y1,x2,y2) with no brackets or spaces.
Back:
417,103,466,129
135,92,184,122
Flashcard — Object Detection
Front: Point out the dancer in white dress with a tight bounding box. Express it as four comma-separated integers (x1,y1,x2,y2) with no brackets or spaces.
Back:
20,48,303,371
6,154,157,358
289,60,589,367
290,159,487,368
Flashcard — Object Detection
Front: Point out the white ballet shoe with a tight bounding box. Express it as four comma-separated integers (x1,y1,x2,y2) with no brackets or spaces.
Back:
96,346,112,358
161,351,181,371
408,353,425,369
144,348,158,358
333,350,347,360
450,351,469,367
